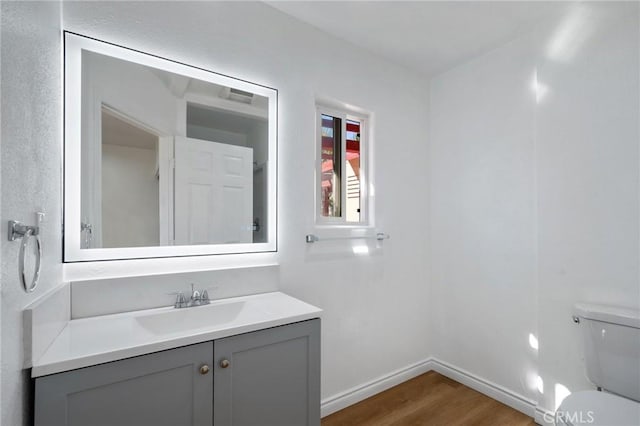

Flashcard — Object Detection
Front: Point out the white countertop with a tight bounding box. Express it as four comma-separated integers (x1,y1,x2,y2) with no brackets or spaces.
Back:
32,292,322,378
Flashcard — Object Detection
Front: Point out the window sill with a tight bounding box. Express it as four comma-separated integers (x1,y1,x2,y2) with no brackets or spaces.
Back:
308,224,382,243
314,223,374,230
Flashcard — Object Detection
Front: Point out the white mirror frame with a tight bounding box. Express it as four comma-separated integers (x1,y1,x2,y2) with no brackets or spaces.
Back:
63,32,277,262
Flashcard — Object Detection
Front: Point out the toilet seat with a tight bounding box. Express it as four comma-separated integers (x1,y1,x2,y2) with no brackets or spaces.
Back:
556,390,640,426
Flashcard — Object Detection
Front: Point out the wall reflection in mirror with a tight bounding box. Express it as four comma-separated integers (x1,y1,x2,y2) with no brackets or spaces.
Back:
80,50,270,250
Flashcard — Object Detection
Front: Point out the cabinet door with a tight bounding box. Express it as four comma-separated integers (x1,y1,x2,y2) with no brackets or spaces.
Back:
35,342,213,426
214,319,320,426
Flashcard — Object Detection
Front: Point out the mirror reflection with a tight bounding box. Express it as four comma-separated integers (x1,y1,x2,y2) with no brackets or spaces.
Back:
80,51,269,249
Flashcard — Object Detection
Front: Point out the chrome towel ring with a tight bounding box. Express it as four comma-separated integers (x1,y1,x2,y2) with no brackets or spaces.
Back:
8,212,44,293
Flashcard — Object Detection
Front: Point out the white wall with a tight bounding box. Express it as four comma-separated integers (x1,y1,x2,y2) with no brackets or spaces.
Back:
429,33,539,403
102,144,160,248
6,2,634,424
535,2,640,413
1,2,63,426
429,1,639,414
60,0,431,413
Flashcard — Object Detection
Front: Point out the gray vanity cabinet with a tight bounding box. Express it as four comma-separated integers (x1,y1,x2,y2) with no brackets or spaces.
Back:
214,319,320,426
34,319,320,426
34,341,213,426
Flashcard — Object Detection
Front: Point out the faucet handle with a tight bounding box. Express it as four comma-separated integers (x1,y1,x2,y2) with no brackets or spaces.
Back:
188,283,201,304
170,292,187,308
200,290,210,305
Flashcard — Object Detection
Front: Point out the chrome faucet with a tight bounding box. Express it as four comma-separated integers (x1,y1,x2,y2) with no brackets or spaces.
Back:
173,284,211,309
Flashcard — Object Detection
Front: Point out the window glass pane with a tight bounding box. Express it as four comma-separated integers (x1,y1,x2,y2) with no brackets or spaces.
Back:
345,119,361,222
321,114,341,217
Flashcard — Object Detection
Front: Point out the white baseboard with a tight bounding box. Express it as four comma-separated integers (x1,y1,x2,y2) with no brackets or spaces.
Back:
320,358,434,417
430,358,537,418
535,406,556,426
321,357,542,423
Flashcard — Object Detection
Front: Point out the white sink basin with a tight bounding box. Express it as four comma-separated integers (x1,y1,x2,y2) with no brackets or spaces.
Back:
136,301,246,334
32,292,322,377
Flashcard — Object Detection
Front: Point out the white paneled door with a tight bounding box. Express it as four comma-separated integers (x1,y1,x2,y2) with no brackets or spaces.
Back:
174,137,253,245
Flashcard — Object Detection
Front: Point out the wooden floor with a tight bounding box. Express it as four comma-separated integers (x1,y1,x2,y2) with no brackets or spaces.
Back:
321,371,536,426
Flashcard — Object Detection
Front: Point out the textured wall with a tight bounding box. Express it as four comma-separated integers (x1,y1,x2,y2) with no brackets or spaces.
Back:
1,2,63,425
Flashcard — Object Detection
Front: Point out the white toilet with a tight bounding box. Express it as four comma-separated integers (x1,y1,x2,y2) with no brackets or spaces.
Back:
555,303,640,426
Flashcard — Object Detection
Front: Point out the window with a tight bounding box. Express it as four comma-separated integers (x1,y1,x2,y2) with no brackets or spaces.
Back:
316,105,368,225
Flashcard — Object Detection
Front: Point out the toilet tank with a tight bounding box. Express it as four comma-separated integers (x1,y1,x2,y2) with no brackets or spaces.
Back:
575,303,640,401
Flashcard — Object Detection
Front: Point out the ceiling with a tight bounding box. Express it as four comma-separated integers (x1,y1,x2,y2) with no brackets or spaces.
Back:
267,1,571,77
187,103,265,134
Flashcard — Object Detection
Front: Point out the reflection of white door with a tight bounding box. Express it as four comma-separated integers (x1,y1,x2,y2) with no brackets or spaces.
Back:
174,137,253,245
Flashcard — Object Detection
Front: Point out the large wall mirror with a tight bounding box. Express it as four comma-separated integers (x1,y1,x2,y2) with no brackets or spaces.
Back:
64,32,277,262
